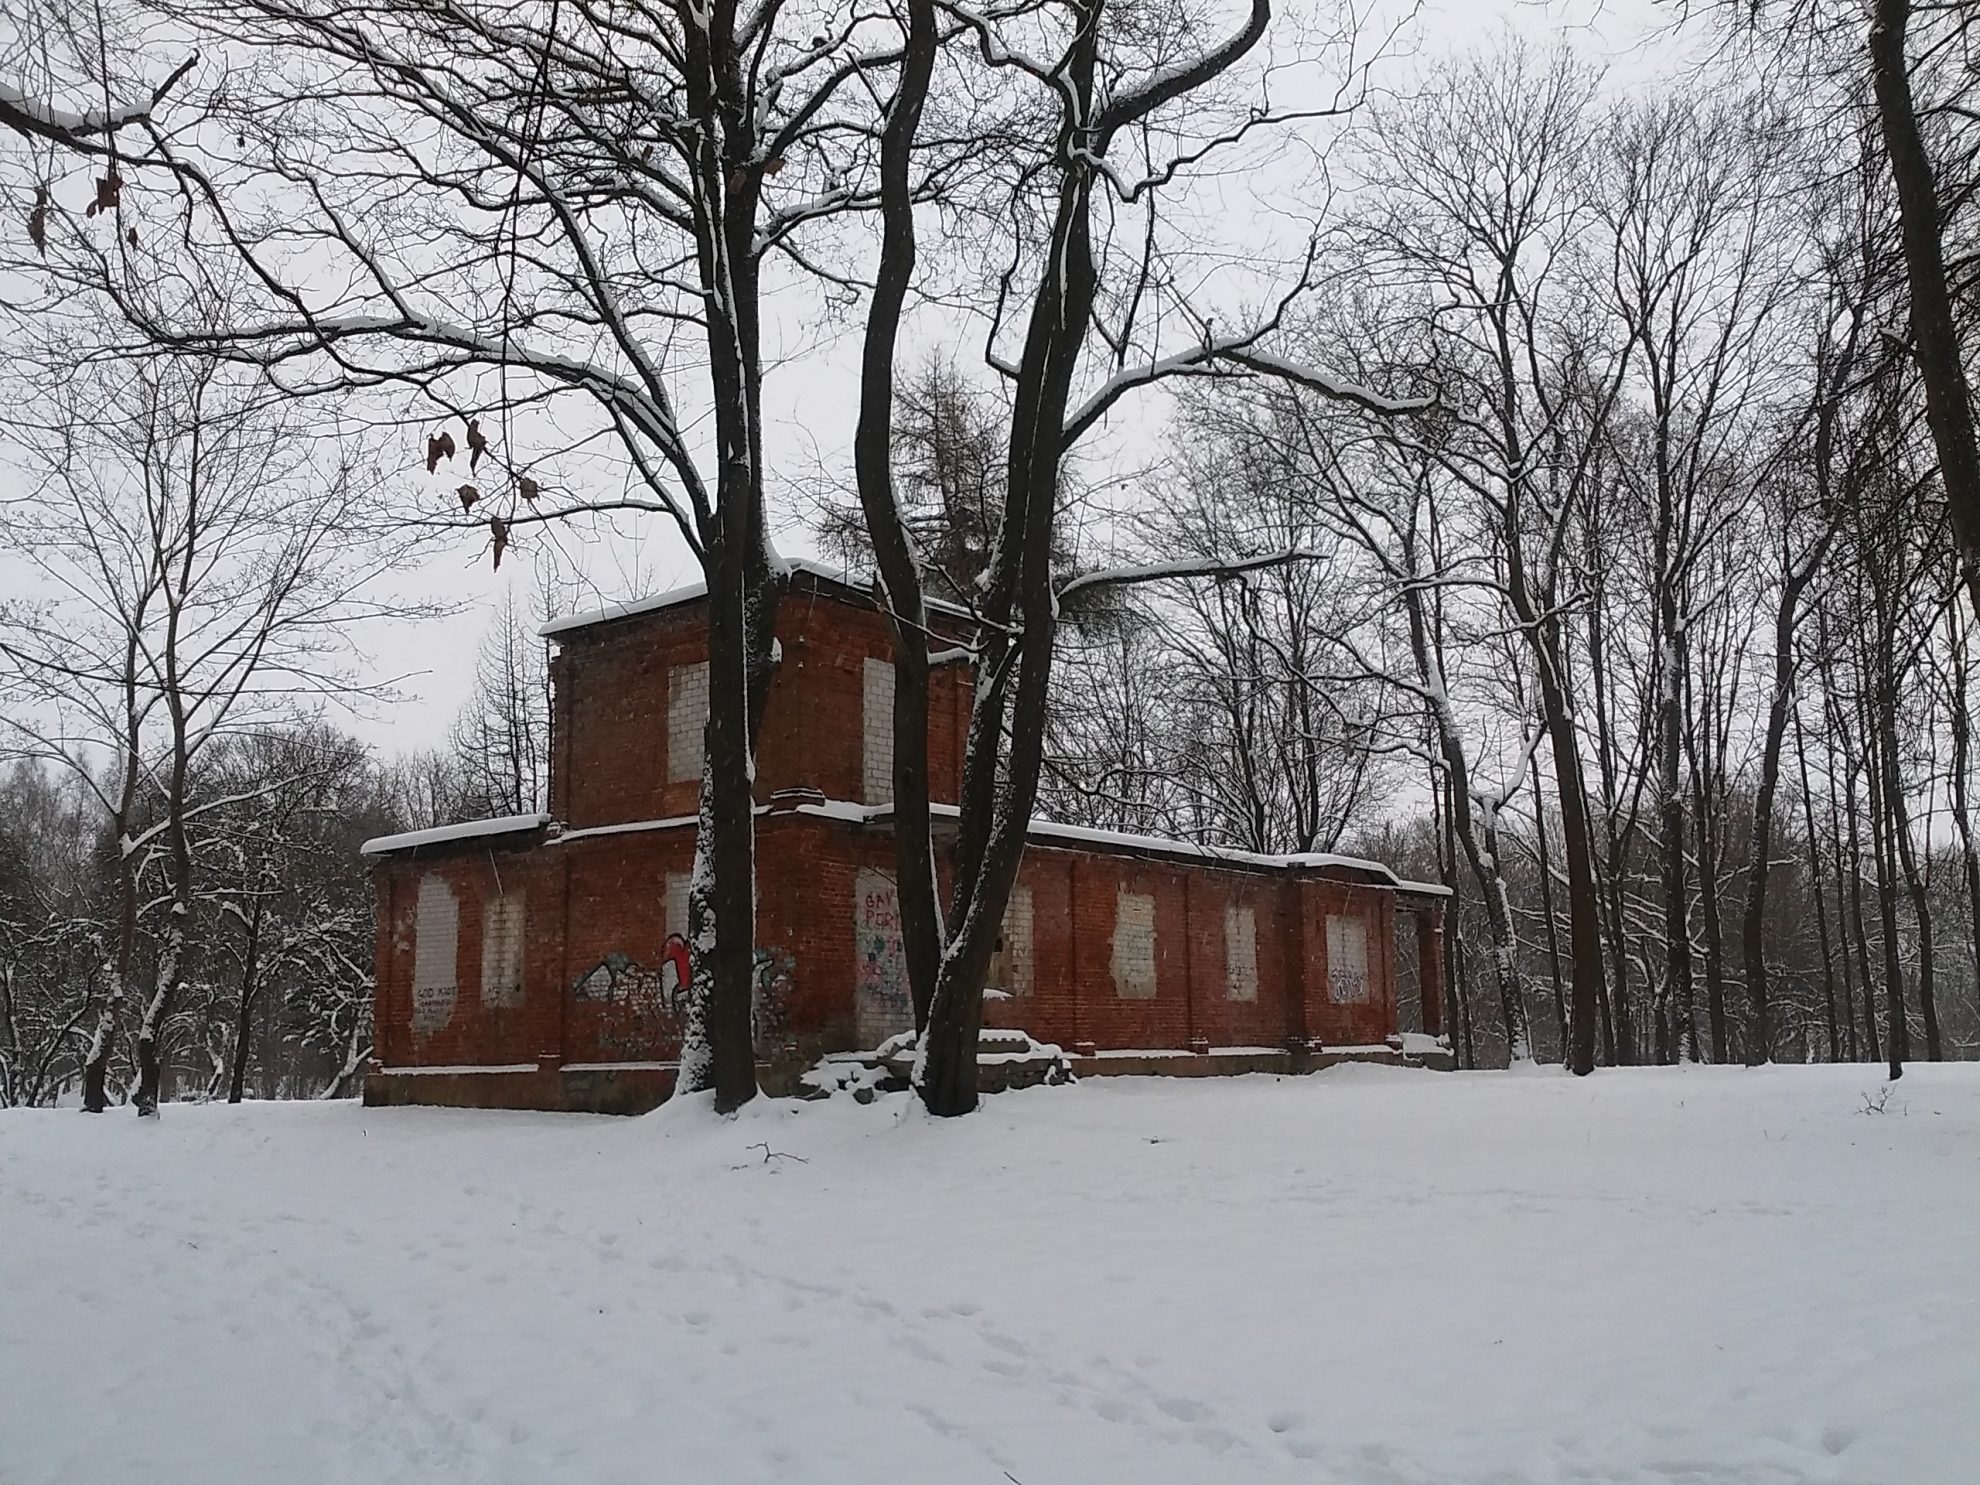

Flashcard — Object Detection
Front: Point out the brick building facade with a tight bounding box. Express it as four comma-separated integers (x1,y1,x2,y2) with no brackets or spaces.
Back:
362,562,1450,1112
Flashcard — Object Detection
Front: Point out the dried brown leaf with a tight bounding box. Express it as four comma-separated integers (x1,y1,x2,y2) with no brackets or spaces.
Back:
85,169,122,218
465,417,489,471
491,516,509,569
518,475,540,501
457,484,479,511
426,431,456,474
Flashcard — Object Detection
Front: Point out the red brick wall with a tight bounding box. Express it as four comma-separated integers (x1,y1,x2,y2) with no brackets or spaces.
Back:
372,815,1404,1079
550,607,700,828
373,843,565,1070
551,581,971,830
971,846,1390,1056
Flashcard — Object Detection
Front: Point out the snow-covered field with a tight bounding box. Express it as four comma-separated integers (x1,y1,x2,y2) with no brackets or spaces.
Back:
3,1064,1975,1485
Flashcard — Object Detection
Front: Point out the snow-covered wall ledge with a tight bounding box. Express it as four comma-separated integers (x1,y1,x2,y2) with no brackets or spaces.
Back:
360,813,552,857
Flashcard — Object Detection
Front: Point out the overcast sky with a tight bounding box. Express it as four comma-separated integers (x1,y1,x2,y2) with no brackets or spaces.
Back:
54,0,1684,759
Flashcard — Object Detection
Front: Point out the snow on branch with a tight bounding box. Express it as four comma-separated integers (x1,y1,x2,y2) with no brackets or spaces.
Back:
1095,0,1269,135
0,55,198,150
1219,349,1433,416
1054,549,1318,604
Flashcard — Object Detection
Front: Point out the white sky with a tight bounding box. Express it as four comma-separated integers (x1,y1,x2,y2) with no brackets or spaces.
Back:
4,0,1685,759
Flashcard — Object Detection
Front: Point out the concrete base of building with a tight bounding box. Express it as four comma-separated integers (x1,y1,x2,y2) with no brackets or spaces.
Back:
364,1038,1449,1115
365,1063,678,1115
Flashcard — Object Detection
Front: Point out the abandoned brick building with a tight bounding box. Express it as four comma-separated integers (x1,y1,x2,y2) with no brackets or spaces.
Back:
361,560,1451,1112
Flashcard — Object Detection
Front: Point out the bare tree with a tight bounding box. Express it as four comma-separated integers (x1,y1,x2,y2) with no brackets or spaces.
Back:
1355,42,1621,1073
450,583,558,820
851,0,1425,1115
0,347,399,1113
11,0,971,1111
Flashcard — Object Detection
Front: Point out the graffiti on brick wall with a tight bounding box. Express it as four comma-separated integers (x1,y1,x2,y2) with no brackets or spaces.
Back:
569,936,793,1057
750,947,794,1055
854,869,910,1045
1326,912,1371,1004
573,937,691,1014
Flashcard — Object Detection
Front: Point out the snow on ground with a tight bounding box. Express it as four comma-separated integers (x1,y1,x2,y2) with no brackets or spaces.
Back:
3,1064,1976,1485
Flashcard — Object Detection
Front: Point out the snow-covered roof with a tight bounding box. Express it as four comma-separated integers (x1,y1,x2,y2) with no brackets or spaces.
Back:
360,813,551,857
360,798,1449,896
539,557,974,638
854,803,1452,896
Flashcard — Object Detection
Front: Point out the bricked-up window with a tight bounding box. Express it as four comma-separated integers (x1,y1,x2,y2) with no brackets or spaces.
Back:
1112,890,1157,999
667,660,709,784
988,885,1034,995
1327,911,1371,1004
862,656,895,804
411,875,459,1034
665,872,691,940
480,892,526,1008
1225,902,1258,1002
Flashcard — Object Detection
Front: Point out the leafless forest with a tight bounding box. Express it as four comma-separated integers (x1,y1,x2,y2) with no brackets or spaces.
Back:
3,0,1977,1111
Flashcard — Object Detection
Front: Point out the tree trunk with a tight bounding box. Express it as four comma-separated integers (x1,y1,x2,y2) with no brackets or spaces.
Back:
1881,699,1940,1060
1793,703,1843,1062
1585,510,1630,1066
1868,0,1980,619
1693,698,1732,1065
1401,572,1530,1063
1947,616,1980,1033
226,895,265,1104
1531,769,1568,1057
1863,692,1909,1080
136,517,202,1120
851,0,942,1031
671,34,783,1112
81,679,147,1113
1740,575,1809,1063
917,34,1103,1115
1658,638,1699,1063
1841,750,1883,1065
1534,638,1604,1074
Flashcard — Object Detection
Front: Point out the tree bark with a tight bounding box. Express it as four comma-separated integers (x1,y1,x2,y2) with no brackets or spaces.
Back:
1793,702,1843,1062
226,894,265,1104
851,0,942,1031
672,11,787,1112
1862,687,1910,1079
1946,614,1980,1033
1530,768,1568,1056
1658,634,1699,1062
1838,730,1883,1065
1880,693,1940,1060
1868,0,1980,619
917,21,1105,1116
1401,570,1530,1064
